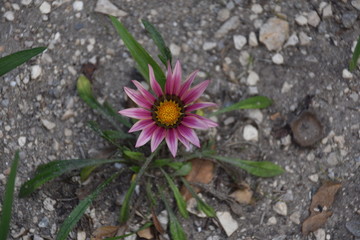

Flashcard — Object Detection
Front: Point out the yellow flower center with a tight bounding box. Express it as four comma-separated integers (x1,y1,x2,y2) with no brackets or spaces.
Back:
152,95,184,128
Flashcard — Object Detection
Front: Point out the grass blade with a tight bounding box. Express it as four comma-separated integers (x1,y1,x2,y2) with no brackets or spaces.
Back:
0,151,20,240
349,35,360,71
161,169,189,218
110,16,166,88
56,172,120,240
210,96,272,116
19,158,126,197
142,19,172,67
119,177,137,223
211,155,284,177
0,47,46,76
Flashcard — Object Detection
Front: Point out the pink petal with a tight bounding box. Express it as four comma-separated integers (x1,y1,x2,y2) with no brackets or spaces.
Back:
151,127,166,152
178,70,198,98
135,123,157,147
181,115,208,129
132,80,155,104
189,114,218,128
177,131,191,150
149,64,163,97
129,119,155,133
118,108,151,119
185,102,217,112
165,128,178,157
177,125,200,148
124,87,152,109
182,80,210,105
166,61,181,95
165,62,173,95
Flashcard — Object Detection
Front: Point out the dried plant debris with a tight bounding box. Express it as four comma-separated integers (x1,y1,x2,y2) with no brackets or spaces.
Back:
181,158,215,201
290,111,323,147
91,225,120,240
229,183,253,205
302,181,342,235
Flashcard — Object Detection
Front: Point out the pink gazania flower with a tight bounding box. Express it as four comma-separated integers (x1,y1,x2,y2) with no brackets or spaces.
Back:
119,61,218,157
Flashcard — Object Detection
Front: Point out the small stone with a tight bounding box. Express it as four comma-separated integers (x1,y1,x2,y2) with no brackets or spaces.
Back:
31,65,42,79
233,35,247,50
349,92,359,102
216,211,239,237
157,210,168,230
217,8,230,22
267,216,277,225
259,17,289,51
307,11,321,27
203,42,217,51
342,69,353,79
299,31,311,45
170,43,181,56
248,32,258,47
272,53,284,65
308,174,319,182
243,125,258,142
251,4,263,14
352,0,360,10
64,128,72,137
224,116,235,125
284,33,299,47
327,152,339,166
289,211,301,224
41,119,56,130
281,81,293,93
73,1,84,11
21,0,32,6
239,51,250,66
4,11,15,21
38,217,49,228
77,231,86,240
314,228,326,240
346,221,360,237
290,111,323,147
322,4,332,18
246,71,260,86
12,4,20,10
295,15,308,26
273,201,287,216
94,0,128,17
215,16,240,39
247,109,263,123
43,197,56,211
33,235,44,240
342,11,358,28
39,1,51,14
18,136,26,147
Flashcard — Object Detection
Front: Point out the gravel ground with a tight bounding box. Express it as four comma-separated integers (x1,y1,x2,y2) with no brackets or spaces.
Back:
1,0,360,239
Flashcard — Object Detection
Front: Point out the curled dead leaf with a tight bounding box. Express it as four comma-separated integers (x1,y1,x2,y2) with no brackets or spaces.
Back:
302,211,333,235
152,209,164,234
229,183,253,205
91,225,120,240
181,158,215,201
137,227,154,239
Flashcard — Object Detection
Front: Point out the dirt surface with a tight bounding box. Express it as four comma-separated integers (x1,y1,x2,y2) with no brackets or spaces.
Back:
1,0,360,239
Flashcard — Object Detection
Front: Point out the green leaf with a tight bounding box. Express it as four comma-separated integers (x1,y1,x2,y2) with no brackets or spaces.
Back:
211,155,284,177
102,101,131,128
123,150,145,161
161,169,188,218
119,177,137,223
87,121,131,148
158,187,187,240
0,47,46,77
110,16,166,88
80,165,99,182
19,158,125,197
173,162,192,177
152,158,173,167
142,19,172,67
145,182,156,207
210,96,272,116
104,222,153,240
0,151,20,240
181,178,215,217
349,35,360,71
56,172,120,240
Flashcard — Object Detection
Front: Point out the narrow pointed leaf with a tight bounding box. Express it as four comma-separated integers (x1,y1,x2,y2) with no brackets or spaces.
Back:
349,35,360,71
56,172,120,240
0,151,20,240
80,165,99,182
211,155,284,177
161,169,188,218
119,178,137,223
142,19,172,66
110,16,166,88
123,150,145,161
0,47,46,76
210,96,272,116
173,162,192,177
19,158,125,197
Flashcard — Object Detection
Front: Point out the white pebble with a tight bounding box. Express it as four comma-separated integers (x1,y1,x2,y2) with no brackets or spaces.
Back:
308,174,319,182
251,4,263,14
12,4,20,10
41,119,56,130
18,136,27,147
21,0,32,6
289,211,301,224
43,198,56,211
273,201,287,216
267,216,277,225
77,231,86,240
233,35,247,50
272,53,284,65
322,4,332,18
247,109,263,124
243,125,258,142
307,11,321,27
284,33,299,47
314,228,326,240
216,211,239,237
295,15,308,25
64,128,72,137
246,71,259,86
31,65,42,80
248,32,258,47
4,11,15,21
342,69,353,79
39,1,51,14
299,31,311,45
281,81,293,93
73,1,84,11
170,43,181,56
203,42,217,51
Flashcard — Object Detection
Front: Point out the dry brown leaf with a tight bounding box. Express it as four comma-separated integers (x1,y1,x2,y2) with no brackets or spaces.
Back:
302,181,342,235
152,209,164,234
137,227,154,239
181,158,215,201
229,184,253,205
302,211,333,235
91,225,119,240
